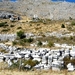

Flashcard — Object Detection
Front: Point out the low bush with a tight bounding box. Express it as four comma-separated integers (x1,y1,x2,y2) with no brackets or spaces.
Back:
71,21,75,26
27,38,33,43
10,60,20,70
47,41,54,47
17,31,26,39
37,41,42,46
24,59,39,68
12,41,18,45
69,17,72,20
61,24,65,28
10,59,39,70
0,22,7,27
17,27,22,29
10,25,15,27
1,28,10,32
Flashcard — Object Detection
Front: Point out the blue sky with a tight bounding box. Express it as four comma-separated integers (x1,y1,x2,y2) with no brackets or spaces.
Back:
0,0,75,3
52,0,75,3
10,0,17,1
66,0,75,2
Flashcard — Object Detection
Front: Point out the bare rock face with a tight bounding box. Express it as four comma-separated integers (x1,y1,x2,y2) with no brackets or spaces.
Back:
0,0,75,20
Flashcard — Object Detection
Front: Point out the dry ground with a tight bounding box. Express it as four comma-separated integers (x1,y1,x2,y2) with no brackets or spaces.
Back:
0,18,69,34
0,62,75,75
0,69,75,75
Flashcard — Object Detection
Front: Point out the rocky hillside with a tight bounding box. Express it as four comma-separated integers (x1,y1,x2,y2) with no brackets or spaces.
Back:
0,0,75,20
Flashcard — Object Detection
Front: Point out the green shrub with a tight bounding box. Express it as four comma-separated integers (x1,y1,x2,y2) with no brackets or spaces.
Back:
0,22,7,27
37,41,42,46
24,59,39,68
19,40,25,46
17,27,22,29
23,38,27,43
10,59,39,70
17,31,25,39
1,28,10,32
69,17,72,20
10,25,15,27
27,38,33,43
69,36,73,40
71,22,75,26
47,41,54,47
61,24,65,28
22,38,33,43
62,37,67,40
10,60,20,70
12,41,18,45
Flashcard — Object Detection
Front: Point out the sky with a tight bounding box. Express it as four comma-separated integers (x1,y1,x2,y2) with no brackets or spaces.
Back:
52,0,75,3
11,0,75,3
0,0,75,3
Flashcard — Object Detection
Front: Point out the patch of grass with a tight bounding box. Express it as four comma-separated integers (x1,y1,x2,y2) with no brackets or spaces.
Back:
10,60,20,70
10,25,15,27
10,59,39,70
17,27,22,29
12,41,18,45
19,40,25,46
0,49,8,53
24,59,39,68
47,41,54,47
66,26,73,31
0,22,8,27
29,24,32,26
71,21,75,26
1,28,10,32
26,38,33,43
63,56,75,68
37,24,40,26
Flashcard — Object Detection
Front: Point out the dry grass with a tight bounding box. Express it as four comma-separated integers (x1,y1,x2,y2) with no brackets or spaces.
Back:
0,18,68,34
0,69,75,75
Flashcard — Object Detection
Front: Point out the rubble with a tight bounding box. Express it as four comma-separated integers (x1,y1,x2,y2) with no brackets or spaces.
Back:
0,43,75,71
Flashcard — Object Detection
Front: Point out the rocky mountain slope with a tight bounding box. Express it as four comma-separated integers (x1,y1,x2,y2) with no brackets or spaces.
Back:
0,0,75,20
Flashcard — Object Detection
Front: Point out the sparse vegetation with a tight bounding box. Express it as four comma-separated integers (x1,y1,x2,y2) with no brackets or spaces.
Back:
10,25,15,27
17,31,26,39
0,22,7,27
69,17,72,20
10,59,39,70
0,49,8,53
61,24,65,28
71,21,75,26
24,59,39,68
1,28,10,32
47,41,54,47
63,56,75,69
12,41,18,45
26,38,33,43
37,41,42,46
17,27,22,29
